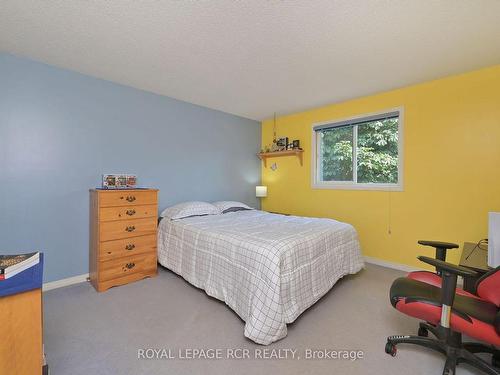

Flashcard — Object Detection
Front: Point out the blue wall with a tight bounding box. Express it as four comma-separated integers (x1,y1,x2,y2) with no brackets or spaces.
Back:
0,53,261,282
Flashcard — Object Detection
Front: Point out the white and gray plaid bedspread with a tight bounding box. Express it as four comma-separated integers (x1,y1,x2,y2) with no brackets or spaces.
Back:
157,210,364,345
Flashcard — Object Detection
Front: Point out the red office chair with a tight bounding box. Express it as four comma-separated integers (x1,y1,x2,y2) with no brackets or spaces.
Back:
408,240,484,339
386,256,500,375
406,240,491,340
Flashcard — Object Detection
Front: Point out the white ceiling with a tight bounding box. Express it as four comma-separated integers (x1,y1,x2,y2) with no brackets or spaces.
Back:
1,1,500,120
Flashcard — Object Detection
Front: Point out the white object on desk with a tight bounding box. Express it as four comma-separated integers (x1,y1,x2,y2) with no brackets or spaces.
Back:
488,212,500,267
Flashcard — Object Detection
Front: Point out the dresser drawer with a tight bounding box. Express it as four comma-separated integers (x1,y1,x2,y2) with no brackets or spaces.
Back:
100,204,157,222
99,190,157,207
99,235,156,261
99,253,157,282
100,217,157,241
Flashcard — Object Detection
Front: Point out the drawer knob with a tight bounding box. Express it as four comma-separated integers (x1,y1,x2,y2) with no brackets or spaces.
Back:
126,196,136,202
126,209,136,216
125,244,135,251
125,225,136,232
125,262,135,270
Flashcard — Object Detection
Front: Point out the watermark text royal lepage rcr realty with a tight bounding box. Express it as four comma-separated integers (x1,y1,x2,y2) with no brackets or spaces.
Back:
137,348,364,361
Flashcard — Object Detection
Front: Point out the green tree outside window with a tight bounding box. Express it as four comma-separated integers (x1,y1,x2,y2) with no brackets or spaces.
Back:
319,118,399,184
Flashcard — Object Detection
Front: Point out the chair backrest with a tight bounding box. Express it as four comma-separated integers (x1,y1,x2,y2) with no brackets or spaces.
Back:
475,266,500,307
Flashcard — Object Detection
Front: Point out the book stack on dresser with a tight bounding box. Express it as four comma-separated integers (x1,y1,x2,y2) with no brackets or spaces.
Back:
89,189,158,292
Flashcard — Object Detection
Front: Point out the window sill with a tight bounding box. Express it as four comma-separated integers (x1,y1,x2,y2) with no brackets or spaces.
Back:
312,182,403,192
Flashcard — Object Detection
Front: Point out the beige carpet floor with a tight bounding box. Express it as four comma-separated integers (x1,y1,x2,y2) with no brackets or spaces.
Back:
43,263,482,375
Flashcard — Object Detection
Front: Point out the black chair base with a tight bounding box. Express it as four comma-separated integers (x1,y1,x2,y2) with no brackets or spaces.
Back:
385,328,500,375
417,321,500,364
418,322,441,339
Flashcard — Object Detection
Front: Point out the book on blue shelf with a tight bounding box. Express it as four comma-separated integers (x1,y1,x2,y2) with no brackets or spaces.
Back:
0,252,39,280
0,253,43,298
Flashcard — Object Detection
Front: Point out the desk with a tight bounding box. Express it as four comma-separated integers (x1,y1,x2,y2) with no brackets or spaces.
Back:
0,288,43,375
459,242,490,293
0,253,45,375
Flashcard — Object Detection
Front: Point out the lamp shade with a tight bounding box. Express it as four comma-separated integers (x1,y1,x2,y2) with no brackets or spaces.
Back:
255,186,267,198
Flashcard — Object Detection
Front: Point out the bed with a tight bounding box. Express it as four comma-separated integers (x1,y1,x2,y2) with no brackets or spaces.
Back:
157,209,364,345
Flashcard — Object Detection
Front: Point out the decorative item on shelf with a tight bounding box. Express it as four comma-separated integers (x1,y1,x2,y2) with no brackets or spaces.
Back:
259,112,303,167
270,112,281,152
126,175,137,187
117,175,127,188
103,174,116,188
102,174,137,189
256,186,267,198
276,137,288,151
272,113,277,142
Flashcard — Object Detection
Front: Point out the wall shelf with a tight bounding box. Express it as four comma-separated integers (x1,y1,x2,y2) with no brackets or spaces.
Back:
258,149,304,167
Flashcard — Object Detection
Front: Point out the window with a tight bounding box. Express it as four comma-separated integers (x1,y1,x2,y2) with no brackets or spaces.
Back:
312,109,403,190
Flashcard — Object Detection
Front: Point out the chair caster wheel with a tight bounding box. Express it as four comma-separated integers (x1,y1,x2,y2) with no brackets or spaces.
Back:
418,327,428,337
385,342,397,357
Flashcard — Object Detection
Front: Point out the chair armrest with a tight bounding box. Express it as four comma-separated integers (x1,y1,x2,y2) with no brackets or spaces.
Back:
417,256,478,278
417,240,459,264
418,240,459,250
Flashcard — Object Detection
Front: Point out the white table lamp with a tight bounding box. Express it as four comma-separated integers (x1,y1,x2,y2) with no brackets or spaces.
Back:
256,186,267,198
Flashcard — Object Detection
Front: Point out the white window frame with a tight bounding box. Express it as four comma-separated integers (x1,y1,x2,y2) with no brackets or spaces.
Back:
311,107,404,191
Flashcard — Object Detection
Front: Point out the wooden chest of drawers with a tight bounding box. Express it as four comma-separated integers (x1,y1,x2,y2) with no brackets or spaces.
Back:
89,189,158,292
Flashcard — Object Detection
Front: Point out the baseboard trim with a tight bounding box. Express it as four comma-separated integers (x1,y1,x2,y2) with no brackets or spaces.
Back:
43,273,89,291
364,256,419,273
364,256,465,287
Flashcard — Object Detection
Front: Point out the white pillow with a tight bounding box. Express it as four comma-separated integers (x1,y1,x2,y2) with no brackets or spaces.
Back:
212,201,252,214
160,201,219,220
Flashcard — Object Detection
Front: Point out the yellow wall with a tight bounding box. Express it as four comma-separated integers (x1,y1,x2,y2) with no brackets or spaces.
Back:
261,65,500,268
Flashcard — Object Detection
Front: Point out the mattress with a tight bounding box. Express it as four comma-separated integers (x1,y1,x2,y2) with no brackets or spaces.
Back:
157,210,364,345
